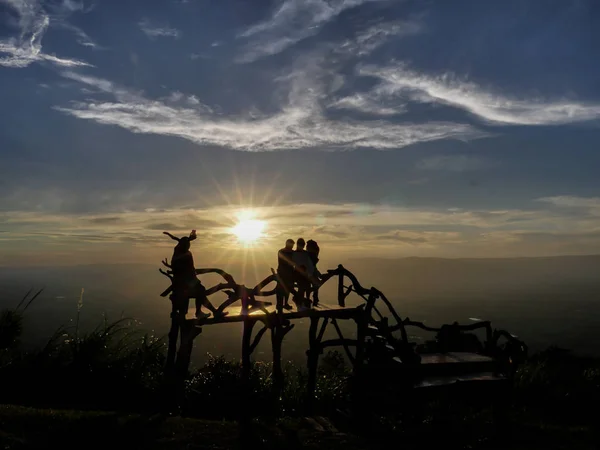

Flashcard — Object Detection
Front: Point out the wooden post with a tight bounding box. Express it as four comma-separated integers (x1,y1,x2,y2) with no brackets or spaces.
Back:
240,317,257,426
337,265,345,307
163,301,183,414
306,316,320,413
351,306,369,422
240,285,249,316
166,308,180,372
166,296,187,373
271,325,284,396
353,309,367,373
175,321,202,378
241,318,256,381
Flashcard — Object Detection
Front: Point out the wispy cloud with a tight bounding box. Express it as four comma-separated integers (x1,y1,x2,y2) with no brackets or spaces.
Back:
45,0,99,47
328,93,403,116
138,18,180,39
57,0,86,12
536,195,600,212
162,91,213,111
236,0,381,63
0,0,91,68
416,155,495,172
374,230,463,246
4,198,600,258
61,71,139,100
55,69,484,151
351,19,423,55
56,22,101,49
356,64,600,125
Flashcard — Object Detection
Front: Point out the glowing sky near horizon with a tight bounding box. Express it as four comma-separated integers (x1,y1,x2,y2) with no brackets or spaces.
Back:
1,0,600,266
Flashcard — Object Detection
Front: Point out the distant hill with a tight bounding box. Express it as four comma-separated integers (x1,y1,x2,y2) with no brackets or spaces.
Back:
1,255,599,357
342,254,600,299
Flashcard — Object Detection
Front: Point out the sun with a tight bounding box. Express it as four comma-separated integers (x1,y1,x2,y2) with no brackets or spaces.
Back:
231,211,266,244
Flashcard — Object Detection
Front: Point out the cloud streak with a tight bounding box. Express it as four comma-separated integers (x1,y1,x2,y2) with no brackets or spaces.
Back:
416,155,495,172
0,0,91,68
328,93,402,116
351,20,423,55
236,0,381,63
350,64,600,125
536,196,600,213
55,70,484,151
4,198,600,258
138,18,180,39
56,22,101,49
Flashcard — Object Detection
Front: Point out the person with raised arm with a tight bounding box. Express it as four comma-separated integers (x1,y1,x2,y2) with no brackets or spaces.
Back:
165,230,226,319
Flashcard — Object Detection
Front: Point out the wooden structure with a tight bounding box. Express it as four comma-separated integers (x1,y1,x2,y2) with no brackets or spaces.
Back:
159,239,528,412
160,262,369,398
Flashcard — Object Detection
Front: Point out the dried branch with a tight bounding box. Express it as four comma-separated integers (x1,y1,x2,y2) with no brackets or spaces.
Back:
403,319,492,334
252,273,277,297
339,267,370,296
163,231,180,242
249,325,268,353
159,268,173,280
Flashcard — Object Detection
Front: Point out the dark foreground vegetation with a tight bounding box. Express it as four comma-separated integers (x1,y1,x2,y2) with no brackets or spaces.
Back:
0,292,598,449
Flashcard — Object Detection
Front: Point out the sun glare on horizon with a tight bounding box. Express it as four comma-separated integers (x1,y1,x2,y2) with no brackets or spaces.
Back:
231,210,266,244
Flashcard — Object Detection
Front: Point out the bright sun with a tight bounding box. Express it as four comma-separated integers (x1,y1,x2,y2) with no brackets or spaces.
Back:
231,211,266,244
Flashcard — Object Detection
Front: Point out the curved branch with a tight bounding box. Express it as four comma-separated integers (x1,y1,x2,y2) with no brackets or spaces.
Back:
281,323,295,336
401,320,440,333
318,269,339,285
249,326,269,353
252,273,277,296
204,282,236,296
493,329,527,350
339,267,371,296
195,268,236,285
163,231,180,242
216,291,240,313
402,319,492,334
310,266,370,298
159,268,173,280
255,288,277,297
372,289,404,328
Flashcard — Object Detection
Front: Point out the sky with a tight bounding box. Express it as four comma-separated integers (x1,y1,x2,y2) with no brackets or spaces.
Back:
1,0,600,267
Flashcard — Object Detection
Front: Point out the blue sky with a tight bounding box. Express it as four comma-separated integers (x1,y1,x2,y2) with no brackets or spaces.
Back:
1,0,600,265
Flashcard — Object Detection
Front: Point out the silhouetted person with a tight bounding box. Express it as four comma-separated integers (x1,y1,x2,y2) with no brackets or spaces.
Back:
292,238,314,309
168,230,222,319
276,239,295,311
306,239,321,305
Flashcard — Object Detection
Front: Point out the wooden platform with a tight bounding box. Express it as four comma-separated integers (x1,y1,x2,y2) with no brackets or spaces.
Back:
415,371,506,389
417,352,498,376
186,302,364,325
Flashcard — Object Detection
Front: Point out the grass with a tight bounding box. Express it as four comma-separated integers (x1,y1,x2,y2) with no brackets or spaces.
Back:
0,403,596,450
0,291,599,449
0,404,373,450
0,292,352,417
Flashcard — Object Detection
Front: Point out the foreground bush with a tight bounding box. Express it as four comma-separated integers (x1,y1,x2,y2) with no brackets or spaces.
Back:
0,295,351,417
0,292,598,426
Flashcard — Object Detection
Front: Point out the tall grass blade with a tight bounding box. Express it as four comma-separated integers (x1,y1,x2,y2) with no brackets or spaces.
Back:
75,288,84,342
15,288,33,311
23,288,44,312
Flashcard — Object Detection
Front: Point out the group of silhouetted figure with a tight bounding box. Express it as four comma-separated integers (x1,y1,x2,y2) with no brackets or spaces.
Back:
164,231,322,318
276,237,322,311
